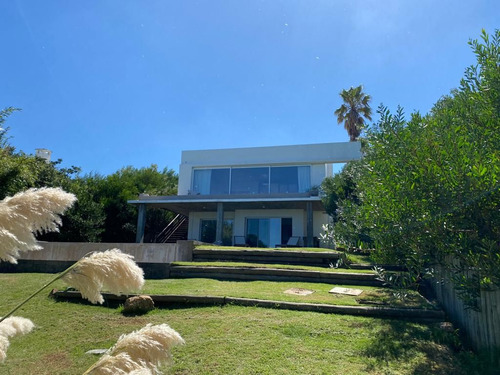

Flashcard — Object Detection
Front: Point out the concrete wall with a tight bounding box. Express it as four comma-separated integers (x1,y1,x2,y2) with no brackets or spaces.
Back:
0,241,195,279
310,164,327,187
18,241,194,263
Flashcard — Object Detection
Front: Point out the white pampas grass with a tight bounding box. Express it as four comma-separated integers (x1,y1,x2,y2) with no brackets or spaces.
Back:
62,249,145,304
0,187,76,263
0,316,35,363
85,324,184,375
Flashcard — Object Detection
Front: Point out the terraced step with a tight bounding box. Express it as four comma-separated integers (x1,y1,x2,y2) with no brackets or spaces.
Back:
170,265,383,286
52,290,445,322
193,249,344,267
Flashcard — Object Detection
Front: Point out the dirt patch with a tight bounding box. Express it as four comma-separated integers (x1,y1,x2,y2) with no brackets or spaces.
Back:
41,351,73,370
284,288,315,296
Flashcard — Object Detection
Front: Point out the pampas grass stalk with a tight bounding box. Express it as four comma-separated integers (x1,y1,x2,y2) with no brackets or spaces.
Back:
0,316,35,363
0,187,76,263
0,249,144,323
83,324,185,375
62,249,145,304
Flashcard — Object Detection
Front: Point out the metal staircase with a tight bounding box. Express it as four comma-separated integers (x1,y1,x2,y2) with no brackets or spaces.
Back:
155,214,188,243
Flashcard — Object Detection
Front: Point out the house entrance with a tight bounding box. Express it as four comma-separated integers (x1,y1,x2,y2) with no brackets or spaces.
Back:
246,218,292,248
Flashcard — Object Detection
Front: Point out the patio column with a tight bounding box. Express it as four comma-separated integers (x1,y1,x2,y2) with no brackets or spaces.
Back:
135,203,147,243
306,201,313,247
215,202,224,245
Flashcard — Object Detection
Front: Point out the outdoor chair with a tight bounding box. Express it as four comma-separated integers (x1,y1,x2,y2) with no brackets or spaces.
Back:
275,236,302,248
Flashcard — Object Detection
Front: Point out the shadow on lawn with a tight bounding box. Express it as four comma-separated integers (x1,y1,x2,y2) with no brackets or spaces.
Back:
360,319,498,375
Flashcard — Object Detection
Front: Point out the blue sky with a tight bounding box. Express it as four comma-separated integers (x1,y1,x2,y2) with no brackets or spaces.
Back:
1,1,498,175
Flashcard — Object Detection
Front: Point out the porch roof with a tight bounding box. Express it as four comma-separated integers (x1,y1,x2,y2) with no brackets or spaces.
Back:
128,193,325,216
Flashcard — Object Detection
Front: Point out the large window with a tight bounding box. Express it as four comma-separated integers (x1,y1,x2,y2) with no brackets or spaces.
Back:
200,219,233,245
193,168,229,195
192,166,311,195
270,166,311,193
231,167,269,194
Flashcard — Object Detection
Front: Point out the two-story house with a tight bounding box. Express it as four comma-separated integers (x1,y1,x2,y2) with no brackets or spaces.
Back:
129,142,361,247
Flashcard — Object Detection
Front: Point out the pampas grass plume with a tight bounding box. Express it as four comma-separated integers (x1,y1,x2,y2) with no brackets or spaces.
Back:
86,324,184,375
0,316,35,363
0,187,76,263
62,249,145,304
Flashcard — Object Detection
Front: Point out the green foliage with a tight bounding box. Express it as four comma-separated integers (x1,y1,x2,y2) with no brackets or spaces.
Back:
321,162,372,249
323,29,500,308
0,107,20,148
96,165,178,242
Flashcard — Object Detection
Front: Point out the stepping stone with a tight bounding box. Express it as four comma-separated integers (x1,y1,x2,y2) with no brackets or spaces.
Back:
284,288,315,296
329,287,364,296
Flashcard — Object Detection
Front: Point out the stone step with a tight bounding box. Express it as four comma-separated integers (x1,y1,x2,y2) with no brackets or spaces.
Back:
193,249,344,267
169,265,383,286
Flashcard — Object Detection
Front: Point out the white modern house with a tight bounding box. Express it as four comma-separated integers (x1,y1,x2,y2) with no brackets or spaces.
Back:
129,142,361,247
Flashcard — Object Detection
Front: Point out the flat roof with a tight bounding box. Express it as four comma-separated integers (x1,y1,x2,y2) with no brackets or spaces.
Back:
180,141,362,167
128,193,325,215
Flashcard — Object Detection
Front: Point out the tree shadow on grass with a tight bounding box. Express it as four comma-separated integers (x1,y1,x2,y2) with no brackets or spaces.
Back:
360,319,497,375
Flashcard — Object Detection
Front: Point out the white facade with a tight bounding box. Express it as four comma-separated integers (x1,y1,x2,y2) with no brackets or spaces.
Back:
178,141,361,195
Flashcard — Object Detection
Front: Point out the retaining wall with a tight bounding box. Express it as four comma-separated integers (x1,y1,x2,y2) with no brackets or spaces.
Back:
0,241,195,279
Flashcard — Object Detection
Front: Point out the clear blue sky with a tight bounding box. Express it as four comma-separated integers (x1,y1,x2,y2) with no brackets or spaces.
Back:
1,1,498,175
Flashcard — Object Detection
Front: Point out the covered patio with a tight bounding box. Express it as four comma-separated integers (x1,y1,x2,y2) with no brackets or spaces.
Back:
128,193,325,247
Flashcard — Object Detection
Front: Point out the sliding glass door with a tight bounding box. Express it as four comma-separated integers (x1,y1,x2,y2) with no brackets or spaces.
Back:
246,218,292,248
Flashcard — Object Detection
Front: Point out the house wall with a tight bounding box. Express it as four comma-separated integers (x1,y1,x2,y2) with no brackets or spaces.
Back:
311,164,327,187
314,211,331,247
178,142,361,194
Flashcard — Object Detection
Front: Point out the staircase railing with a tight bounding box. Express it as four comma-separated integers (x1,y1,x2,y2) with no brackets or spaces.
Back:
155,214,188,243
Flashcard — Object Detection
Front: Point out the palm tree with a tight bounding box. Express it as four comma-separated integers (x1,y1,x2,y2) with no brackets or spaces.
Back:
334,85,372,141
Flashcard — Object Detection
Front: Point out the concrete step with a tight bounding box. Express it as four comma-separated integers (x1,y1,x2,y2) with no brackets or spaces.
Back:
193,249,344,267
52,290,445,322
169,265,383,286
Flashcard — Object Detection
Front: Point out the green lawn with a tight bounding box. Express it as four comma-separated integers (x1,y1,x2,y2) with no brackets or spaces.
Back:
144,279,434,309
143,277,434,309
172,261,376,273
0,273,491,375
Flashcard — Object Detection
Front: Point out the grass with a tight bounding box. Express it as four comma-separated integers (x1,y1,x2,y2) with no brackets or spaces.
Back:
143,278,434,309
346,253,377,265
194,245,381,266
172,261,377,274
0,273,493,375
195,245,341,253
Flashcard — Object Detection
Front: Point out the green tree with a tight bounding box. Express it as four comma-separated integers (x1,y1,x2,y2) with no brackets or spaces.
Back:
96,165,178,243
334,85,372,141
321,162,372,249
326,29,500,308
